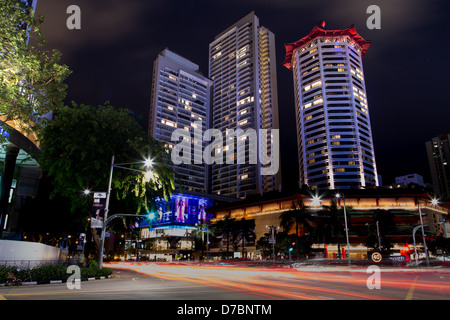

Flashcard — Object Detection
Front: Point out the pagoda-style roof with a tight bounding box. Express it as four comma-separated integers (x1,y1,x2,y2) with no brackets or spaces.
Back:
282,21,372,70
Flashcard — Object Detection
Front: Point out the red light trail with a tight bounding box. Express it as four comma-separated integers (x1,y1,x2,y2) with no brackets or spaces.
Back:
108,262,450,300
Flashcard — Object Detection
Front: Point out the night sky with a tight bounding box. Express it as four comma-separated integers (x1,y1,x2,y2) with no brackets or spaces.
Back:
35,0,450,192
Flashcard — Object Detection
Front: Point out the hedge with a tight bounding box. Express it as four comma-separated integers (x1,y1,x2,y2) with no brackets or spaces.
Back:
0,264,113,284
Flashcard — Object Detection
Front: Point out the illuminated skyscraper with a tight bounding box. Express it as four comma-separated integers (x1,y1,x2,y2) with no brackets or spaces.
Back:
283,21,378,190
209,12,281,198
426,133,450,197
149,49,213,193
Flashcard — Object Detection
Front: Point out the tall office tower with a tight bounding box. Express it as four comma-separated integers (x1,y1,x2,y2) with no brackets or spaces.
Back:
426,133,450,197
283,21,378,190
209,12,281,199
149,49,213,193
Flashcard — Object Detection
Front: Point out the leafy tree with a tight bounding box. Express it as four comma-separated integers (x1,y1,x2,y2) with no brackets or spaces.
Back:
37,102,174,249
256,231,312,260
0,0,71,137
256,232,276,259
429,236,450,257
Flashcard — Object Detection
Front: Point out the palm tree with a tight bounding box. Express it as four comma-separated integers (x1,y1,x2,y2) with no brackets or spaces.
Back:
234,218,255,258
192,222,215,260
212,215,236,259
280,200,312,237
320,199,352,259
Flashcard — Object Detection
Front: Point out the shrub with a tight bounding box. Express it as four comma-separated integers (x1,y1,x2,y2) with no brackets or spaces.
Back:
0,263,113,284
29,264,69,283
0,266,18,283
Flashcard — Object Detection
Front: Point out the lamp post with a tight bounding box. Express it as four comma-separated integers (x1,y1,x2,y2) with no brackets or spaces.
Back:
417,201,430,268
98,155,153,269
413,224,428,267
266,225,279,263
336,192,351,266
376,221,382,250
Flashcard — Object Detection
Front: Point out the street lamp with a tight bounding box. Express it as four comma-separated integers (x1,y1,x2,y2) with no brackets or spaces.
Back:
335,192,351,266
266,225,279,263
413,224,428,266
310,194,322,207
99,155,154,269
417,200,430,268
376,220,382,250
431,198,439,206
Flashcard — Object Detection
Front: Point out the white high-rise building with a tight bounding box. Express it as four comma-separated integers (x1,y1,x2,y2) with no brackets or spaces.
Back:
209,12,281,198
149,49,213,193
283,21,378,190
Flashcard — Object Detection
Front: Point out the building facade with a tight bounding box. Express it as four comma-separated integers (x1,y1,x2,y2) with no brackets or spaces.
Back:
426,133,450,197
283,21,378,190
395,173,426,187
148,49,213,193
208,12,281,199
208,189,449,260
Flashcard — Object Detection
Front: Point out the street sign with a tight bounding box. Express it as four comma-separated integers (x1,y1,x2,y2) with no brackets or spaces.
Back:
371,252,382,263
93,192,107,198
389,255,407,262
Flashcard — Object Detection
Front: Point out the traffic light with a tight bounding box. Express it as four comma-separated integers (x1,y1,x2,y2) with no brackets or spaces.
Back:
289,242,295,252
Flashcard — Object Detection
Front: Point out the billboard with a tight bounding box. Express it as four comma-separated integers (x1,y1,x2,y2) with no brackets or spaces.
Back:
142,193,212,228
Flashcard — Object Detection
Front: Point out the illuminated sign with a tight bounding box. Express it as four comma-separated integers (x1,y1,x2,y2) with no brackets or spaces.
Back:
371,252,382,263
141,193,213,228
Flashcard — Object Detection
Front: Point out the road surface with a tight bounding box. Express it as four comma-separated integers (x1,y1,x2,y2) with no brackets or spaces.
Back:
0,262,449,300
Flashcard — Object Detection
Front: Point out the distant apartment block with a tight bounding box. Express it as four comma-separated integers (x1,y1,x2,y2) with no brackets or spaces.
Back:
208,12,281,198
395,173,425,187
148,49,213,193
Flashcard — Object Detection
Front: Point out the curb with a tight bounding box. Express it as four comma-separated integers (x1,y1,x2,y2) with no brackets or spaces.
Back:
0,275,113,287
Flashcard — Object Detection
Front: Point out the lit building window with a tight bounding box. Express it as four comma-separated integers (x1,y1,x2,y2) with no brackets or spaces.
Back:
213,52,222,60
161,119,176,127
313,98,323,105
